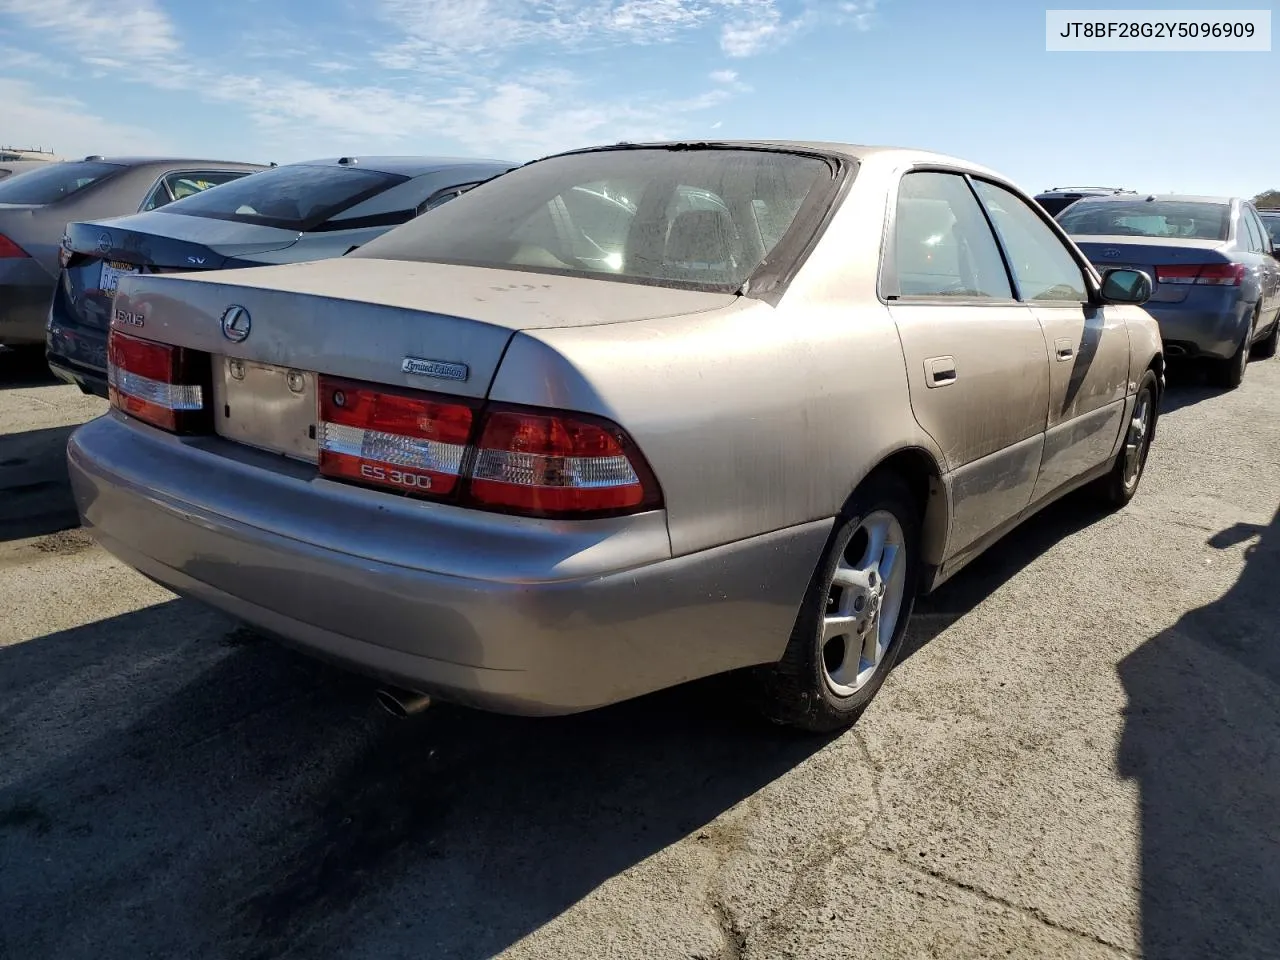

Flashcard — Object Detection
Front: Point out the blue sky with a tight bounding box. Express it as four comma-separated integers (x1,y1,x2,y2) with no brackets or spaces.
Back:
0,0,1276,198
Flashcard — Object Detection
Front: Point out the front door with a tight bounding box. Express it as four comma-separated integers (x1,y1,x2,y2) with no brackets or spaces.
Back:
969,179,1131,504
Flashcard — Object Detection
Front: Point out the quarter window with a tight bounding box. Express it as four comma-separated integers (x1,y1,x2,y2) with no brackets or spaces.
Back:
972,180,1088,303
890,172,1013,300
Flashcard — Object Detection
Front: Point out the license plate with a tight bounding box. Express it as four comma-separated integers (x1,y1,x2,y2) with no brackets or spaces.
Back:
99,260,139,296
212,358,319,462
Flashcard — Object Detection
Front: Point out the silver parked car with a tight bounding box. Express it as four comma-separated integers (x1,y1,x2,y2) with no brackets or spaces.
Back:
1059,194,1280,384
0,156,263,347
67,141,1163,732
48,156,515,397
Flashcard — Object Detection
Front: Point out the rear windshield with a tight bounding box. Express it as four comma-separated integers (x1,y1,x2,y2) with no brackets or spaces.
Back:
157,164,407,231
351,148,836,292
0,160,122,205
1261,213,1280,245
1058,200,1230,241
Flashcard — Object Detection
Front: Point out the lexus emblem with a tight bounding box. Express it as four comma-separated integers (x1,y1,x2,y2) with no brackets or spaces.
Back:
220,305,252,343
96,232,111,255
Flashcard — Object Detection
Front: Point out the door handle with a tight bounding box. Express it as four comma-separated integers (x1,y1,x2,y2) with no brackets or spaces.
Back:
925,356,956,388
1054,337,1074,361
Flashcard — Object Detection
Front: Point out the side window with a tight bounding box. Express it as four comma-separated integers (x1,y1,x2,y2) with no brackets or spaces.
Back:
139,180,172,212
419,183,480,215
972,180,1089,303
167,171,245,201
1262,215,1280,248
890,171,1013,299
143,170,246,211
1241,209,1264,252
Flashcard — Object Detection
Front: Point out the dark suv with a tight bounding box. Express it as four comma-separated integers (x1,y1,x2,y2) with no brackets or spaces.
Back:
1034,187,1136,217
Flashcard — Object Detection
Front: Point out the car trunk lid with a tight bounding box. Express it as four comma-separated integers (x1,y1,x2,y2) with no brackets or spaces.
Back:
1072,235,1231,304
109,258,738,459
61,215,303,336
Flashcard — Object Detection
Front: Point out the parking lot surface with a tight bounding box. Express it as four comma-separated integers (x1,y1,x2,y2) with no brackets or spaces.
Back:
1,348,1277,960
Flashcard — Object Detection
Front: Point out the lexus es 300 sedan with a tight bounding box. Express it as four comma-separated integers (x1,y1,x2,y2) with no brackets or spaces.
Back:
67,141,1164,732
48,155,515,397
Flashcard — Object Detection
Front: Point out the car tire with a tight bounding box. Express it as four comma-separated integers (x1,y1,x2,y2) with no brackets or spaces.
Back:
1253,316,1278,360
752,471,921,733
1211,312,1254,389
1094,369,1159,509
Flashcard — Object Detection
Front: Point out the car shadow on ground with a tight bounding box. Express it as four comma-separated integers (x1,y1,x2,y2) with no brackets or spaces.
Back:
0,347,57,390
0,601,835,960
1117,504,1280,959
0,424,82,543
1158,360,1236,414
901,492,1109,660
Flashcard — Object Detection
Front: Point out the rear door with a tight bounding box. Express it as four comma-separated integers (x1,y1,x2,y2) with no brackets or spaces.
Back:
970,179,1131,506
884,170,1050,557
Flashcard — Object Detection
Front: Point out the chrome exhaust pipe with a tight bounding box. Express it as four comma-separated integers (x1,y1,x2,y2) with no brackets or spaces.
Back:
375,687,432,719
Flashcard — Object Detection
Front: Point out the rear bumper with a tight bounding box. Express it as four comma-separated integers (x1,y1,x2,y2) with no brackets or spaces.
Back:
67,414,828,715
0,275,54,345
46,279,109,393
1143,296,1250,360
46,352,108,397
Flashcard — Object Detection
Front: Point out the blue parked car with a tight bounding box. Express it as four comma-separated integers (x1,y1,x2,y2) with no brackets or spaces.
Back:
47,155,516,396
1059,193,1280,388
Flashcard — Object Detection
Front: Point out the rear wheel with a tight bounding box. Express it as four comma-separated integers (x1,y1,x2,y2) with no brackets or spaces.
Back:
1253,315,1278,360
753,472,921,733
1095,369,1158,508
1210,311,1254,389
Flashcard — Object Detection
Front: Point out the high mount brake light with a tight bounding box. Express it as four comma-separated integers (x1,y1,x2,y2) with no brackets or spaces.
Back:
107,329,209,432
315,377,663,518
1155,263,1245,286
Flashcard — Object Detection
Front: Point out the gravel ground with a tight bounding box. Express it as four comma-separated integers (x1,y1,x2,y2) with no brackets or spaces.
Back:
0,346,1276,960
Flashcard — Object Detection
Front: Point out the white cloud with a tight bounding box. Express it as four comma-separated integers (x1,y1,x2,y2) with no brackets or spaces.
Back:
0,0,181,65
718,0,878,57
0,78,172,157
0,0,877,160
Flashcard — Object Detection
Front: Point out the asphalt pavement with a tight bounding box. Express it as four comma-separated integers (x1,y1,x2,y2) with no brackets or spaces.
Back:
0,345,1276,960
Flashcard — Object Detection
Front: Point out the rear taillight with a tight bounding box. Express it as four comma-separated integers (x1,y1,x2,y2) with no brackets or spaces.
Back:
0,234,29,258
469,409,653,515
317,377,475,497
1155,263,1245,286
1193,263,1246,286
315,377,662,518
107,329,208,432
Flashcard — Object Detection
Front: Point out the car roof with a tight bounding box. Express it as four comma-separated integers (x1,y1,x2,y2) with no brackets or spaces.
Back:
1071,192,1237,205
71,156,268,170
535,139,1015,181
1035,187,1131,197
287,156,517,177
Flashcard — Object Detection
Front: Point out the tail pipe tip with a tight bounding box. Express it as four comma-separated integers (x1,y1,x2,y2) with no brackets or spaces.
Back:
376,687,432,719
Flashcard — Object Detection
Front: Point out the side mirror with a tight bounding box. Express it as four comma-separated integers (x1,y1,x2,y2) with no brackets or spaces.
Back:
1100,267,1152,305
